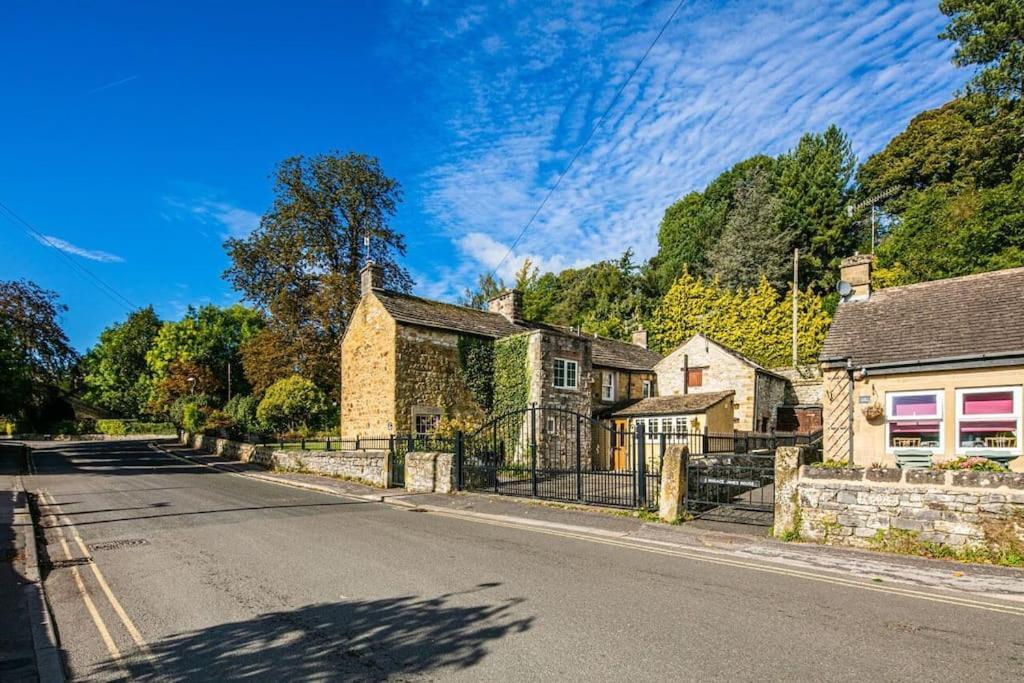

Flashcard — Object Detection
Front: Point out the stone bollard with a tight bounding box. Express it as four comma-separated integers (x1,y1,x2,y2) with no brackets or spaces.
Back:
659,444,689,522
774,445,808,538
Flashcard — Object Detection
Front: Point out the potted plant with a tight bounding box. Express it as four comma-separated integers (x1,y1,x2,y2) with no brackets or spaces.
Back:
862,402,884,421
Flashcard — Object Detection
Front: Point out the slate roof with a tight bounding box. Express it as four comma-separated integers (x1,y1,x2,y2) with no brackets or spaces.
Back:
820,267,1024,368
591,336,662,371
371,289,661,371
608,391,734,417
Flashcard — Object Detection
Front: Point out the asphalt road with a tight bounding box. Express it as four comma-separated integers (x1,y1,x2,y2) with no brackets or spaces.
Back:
24,440,1024,681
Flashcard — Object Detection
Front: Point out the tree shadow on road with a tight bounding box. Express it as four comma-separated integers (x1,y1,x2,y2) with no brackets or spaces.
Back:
105,583,533,681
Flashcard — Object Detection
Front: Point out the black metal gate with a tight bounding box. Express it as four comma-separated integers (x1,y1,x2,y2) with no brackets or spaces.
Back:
388,438,405,488
684,451,776,525
455,404,660,509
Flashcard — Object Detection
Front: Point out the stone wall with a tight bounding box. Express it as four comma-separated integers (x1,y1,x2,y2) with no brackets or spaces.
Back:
780,458,1024,549
341,294,397,438
754,372,789,432
772,366,823,406
405,451,454,493
591,367,657,408
529,330,593,468
655,335,754,430
184,433,388,488
394,326,485,434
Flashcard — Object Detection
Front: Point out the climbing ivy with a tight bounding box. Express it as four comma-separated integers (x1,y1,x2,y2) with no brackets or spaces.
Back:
456,335,494,413
492,334,530,416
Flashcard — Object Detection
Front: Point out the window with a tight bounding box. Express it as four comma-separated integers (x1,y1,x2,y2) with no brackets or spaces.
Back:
642,380,652,398
415,413,440,436
886,391,942,452
956,387,1021,454
674,416,685,433
601,371,616,401
648,418,658,435
686,368,703,388
546,416,556,434
553,358,578,389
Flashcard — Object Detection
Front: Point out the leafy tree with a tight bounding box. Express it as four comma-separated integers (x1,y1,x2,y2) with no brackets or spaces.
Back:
239,328,297,396
773,125,857,289
0,280,76,381
146,304,262,406
708,167,793,290
256,375,328,433
81,306,162,417
460,273,505,309
0,322,31,419
652,155,775,292
857,96,1023,211
874,163,1024,285
224,152,413,395
149,361,221,417
940,0,1024,102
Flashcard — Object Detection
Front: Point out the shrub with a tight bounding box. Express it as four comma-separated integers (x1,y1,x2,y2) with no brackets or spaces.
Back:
935,457,1006,472
224,394,262,436
256,376,327,433
96,419,129,436
201,409,235,436
182,402,209,434
811,460,860,469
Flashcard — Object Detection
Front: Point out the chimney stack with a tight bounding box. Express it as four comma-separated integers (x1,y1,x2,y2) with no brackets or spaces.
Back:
360,261,384,296
839,253,874,302
631,328,648,349
487,289,523,323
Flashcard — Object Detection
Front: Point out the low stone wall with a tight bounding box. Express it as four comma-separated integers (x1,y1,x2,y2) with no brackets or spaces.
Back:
183,433,388,488
775,448,1024,548
405,452,454,493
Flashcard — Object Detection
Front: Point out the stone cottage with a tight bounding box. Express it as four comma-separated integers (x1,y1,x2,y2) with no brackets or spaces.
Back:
340,263,662,456
653,333,789,432
820,255,1024,472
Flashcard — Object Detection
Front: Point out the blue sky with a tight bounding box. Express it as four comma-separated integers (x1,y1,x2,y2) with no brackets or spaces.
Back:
1,1,967,350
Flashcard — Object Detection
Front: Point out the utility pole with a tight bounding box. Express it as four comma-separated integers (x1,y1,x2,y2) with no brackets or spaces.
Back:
227,363,232,402
846,186,900,253
791,248,799,368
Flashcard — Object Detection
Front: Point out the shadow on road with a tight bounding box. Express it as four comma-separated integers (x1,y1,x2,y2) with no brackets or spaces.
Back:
103,583,533,681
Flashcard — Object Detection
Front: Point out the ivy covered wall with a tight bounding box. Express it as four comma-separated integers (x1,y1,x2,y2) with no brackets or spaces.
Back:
456,335,494,413
492,334,531,416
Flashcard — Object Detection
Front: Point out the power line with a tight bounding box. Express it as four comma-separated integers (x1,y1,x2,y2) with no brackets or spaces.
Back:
0,199,138,312
489,0,689,279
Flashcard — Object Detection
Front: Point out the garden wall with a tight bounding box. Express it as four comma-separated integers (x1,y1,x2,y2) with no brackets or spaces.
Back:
184,433,389,488
774,447,1024,550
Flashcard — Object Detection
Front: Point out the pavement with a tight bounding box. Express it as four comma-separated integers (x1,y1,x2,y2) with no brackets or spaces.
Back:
0,443,63,683
17,438,1024,681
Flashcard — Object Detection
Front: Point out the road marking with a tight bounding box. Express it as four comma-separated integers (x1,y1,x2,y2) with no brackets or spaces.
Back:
37,490,124,667
152,443,1024,617
43,493,155,660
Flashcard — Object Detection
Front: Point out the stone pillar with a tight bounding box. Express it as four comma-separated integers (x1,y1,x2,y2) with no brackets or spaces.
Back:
659,444,688,522
405,452,455,493
774,445,808,538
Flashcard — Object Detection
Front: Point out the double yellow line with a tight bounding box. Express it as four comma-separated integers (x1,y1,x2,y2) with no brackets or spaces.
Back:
37,489,159,675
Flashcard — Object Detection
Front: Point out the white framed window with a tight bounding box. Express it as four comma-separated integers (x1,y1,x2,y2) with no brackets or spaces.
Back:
642,380,652,398
885,390,943,453
955,386,1022,455
647,417,658,435
674,416,685,433
553,358,578,389
546,416,556,434
601,371,616,401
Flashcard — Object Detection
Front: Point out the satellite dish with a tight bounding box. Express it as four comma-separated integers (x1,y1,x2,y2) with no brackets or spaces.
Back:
837,280,853,298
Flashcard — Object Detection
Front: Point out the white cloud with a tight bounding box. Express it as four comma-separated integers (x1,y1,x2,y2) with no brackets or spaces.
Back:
164,197,261,240
386,0,967,296
32,234,124,263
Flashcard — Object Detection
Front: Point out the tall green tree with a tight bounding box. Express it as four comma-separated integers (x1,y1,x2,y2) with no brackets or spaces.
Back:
773,125,857,290
652,155,776,292
0,322,32,419
224,152,412,395
0,280,76,381
81,307,162,417
940,0,1024,102
146,304,263,408
707,167,793,290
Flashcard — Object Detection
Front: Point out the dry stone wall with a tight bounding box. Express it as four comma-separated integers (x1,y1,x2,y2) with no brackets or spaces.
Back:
184,433,388,487
793,466,1024,548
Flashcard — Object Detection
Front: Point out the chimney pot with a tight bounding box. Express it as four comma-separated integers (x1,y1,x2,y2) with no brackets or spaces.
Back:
360,261,384,296
839,253,874,302
631,328,649,349
487,289,523,323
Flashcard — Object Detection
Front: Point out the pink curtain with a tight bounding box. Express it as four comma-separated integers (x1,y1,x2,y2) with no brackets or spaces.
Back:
892,395,937,417
890,421,939,434
962,391,1014,416
958,420,1016,433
